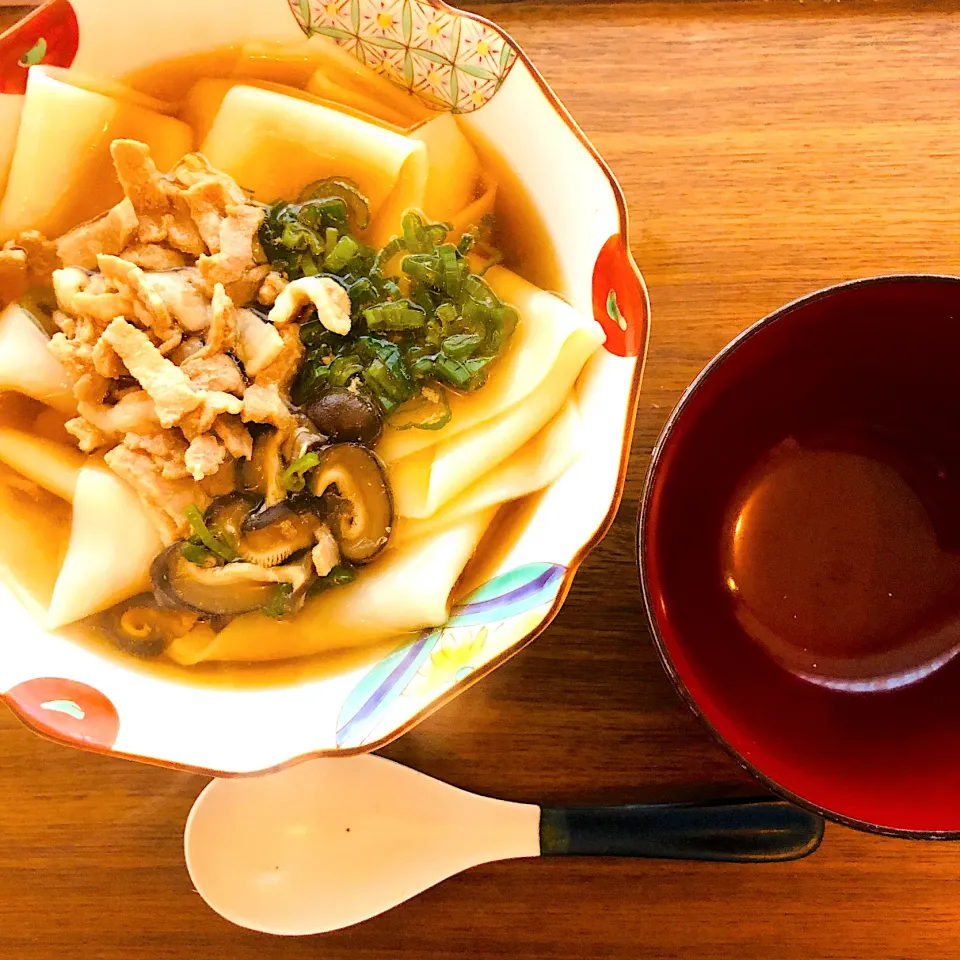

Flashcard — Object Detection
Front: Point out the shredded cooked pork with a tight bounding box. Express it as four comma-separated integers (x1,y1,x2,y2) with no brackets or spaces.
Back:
311,524,340,578
268,276,351,334
0,230,60,303
16,138,355,543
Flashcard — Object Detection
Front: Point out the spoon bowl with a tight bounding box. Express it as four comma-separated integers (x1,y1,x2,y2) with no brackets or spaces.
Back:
185,755,823,936
185,755,539,936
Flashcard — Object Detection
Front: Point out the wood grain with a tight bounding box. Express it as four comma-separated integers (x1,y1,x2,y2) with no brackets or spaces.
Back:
3,2,960,957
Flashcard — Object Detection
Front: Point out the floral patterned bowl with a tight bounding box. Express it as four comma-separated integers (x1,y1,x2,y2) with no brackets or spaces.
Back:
0,0,648,774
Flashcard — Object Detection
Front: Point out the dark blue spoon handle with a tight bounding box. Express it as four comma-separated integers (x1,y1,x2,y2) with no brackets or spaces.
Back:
539,798,824,863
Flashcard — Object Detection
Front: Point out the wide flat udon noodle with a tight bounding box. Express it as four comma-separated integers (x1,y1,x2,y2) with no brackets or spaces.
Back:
0,398,166,628
447,172,497,243
232,38,348,89
0,460,71,622
181,78,404,146
0,67,193,240
0,95,23,199
389,322,602,519
366,146,431,249
228,37,430,126
306,69,418,130
369,114,483,247
378,267,605,464
298,36,434,126
0,304,76,415
409,114,482,225
166,507,498,666
39,65,180,113
47,462,164,629
200,85,428,217
305,65,428,130
392,398,582,547
0,427,84,504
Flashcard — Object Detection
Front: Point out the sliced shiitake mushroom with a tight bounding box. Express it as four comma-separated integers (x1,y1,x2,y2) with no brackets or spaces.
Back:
309,443,393,564
204,493,262,550
285,414,326,463
201,494,324,569
99,594,197,659
151,545,315,616
305,388,383,446
242,428,286,506
239,501,322,567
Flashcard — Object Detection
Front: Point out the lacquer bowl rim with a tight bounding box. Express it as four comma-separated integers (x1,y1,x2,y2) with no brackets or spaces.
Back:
0,0,651,776
637,272,960,840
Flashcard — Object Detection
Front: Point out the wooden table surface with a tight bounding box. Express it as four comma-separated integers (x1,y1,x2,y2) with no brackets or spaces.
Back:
3,1,960,957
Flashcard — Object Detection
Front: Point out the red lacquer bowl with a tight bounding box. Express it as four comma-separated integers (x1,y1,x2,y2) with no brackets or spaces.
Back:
640,275,960,838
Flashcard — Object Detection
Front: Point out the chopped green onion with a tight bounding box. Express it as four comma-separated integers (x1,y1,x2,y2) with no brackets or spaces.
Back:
409,283,436,318
300,322,333,349
355,336,414,408
325,235,359,271
364,359,406,411
296,177,370,230
185,505,237,563
401,253,439,286
300,197,348,230
421,318,442,351
426,221,452,244
346,276,378,312
181,541,215,567
308,564,357,597
262,206,519,433
496,305,519,339
281,221,323,256
435,302,457,331
392,384,452,431
375,235,406,271
431,354,474,389
462,274,500,308
262,583,294,619
402,211,429,253
292,351,331,405
472,212,495,241
478,252,504,276
328,354,364,388
437,243,463,298
325,227,339,256
442,332,484,360
282,452,321,493
364,299,426,332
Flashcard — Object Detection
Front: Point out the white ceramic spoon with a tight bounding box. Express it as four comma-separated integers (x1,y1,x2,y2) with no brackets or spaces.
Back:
185,755,823,936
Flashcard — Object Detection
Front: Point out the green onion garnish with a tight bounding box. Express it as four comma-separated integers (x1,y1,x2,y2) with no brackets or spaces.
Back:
324,235,359,271
260,207,518,423
184,505,237,563
296,177,370,230
392,384,452,431
364,299,426,332
262,583,294,619
282,452,321,493
181,541,214,567
308,564,357,597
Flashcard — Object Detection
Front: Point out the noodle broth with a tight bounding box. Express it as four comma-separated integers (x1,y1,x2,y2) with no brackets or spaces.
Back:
0,41,594,688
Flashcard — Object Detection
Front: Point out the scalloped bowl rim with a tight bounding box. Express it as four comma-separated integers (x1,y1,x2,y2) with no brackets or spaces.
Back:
0,0,650,776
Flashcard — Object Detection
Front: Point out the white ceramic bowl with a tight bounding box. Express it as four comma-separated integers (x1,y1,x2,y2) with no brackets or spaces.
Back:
0,0,648,773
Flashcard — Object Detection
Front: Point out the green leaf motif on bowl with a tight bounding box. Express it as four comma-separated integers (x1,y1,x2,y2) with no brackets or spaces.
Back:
335,563,566,747
40,698,85,720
